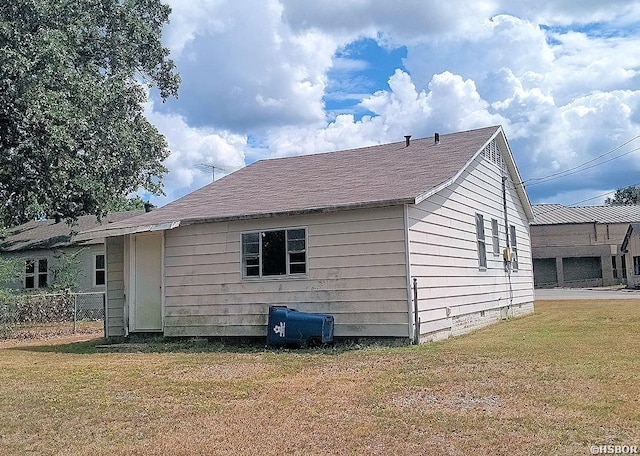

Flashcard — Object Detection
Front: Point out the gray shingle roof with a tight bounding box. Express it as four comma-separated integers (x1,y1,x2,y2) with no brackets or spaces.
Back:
532,204,640,225
0,211,143,252
86,125,526,236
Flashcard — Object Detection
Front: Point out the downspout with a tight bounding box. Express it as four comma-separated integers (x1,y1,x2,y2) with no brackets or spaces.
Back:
413,278,420,344
403,204,417,344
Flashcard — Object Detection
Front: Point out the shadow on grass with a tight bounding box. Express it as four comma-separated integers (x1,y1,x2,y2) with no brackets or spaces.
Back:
8,335,413,355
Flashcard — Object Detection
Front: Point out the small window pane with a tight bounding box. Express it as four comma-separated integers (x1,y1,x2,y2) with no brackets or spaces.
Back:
245,257,259,266
491,219,500,254
25,260,34,274
287,239,305,251
475,214,485,240
95,270,106,286
242,233,260,255
243,233,259,243
246,266,260,277
289,252,306,263
96,254,105,270
243,242,259,255
38,273,47,288
25,276,35,289
289,263,306,274
38,259,48,271
287,229,305,240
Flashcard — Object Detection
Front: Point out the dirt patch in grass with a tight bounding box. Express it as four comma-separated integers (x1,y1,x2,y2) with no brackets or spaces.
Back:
0,300,639,455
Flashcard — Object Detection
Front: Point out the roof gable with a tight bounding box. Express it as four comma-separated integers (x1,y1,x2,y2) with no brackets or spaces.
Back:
85,125,532,236
621,223,640,252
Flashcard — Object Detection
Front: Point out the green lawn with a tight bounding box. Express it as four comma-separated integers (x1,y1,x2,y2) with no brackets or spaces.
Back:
0,300,638,455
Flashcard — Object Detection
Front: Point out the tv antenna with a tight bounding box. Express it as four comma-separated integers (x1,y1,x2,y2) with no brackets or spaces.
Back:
199,163,227,182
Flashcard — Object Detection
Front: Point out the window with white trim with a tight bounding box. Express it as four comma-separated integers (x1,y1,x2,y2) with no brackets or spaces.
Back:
25,258,48,289
242,228,307,278
510,225,519,271
491,218,500,255
94,253,106,286
476,214,487,269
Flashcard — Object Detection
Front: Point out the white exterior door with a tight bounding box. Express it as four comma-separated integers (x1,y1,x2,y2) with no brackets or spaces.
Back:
130,232,163,332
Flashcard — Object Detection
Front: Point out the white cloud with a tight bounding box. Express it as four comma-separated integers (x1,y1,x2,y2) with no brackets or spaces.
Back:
143,1,640,207
162,0,340,131
265,69,506,157
144,104,247,206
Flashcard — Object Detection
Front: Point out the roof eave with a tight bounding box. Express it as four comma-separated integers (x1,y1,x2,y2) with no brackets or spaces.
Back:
181,199,416,226
77,221,182,240
77,199,415,238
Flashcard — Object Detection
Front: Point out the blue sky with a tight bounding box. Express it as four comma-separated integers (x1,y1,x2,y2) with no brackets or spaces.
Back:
143,0,640,208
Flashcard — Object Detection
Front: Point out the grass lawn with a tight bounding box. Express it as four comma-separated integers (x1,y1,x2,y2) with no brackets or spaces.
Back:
0,300,638,456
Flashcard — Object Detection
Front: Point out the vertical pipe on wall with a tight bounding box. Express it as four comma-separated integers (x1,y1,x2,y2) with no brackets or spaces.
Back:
413,277,420,344
502,175,514,306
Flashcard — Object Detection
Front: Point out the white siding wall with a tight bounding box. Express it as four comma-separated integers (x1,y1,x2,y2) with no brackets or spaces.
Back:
408,152,534,341
163,206,410,338
105,236,125,337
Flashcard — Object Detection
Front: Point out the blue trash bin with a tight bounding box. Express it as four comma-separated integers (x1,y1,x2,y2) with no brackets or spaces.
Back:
267,306,334,347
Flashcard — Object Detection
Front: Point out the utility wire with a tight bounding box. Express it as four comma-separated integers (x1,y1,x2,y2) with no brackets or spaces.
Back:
515,134,640,190
526,146,640,187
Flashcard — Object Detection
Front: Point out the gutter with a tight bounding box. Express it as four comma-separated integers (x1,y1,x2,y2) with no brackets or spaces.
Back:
77,220,181,240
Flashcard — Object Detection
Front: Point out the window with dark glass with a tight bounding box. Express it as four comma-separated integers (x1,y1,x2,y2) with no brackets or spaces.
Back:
476,213,487,269
242,228,306,278
491,218,500,255
95,254,106,286
25,258,47,289
510,225,518,271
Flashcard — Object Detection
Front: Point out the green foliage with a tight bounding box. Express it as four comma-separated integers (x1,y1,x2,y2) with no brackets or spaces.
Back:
605,185,640,206
0,256,20,287
106,196,154,213
0,256,21,337
49,250,83,291
0,0,180,227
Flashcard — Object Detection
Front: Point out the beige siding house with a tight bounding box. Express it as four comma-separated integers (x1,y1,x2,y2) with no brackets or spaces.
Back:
85,126,535,343
0,212,141,292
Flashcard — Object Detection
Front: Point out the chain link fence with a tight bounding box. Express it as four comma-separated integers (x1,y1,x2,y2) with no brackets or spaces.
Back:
0,291,105,340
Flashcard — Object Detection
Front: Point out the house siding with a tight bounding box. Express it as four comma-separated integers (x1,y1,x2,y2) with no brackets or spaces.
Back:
1,244,106,292
408,152,534,342
625,233,640,288
162,206,410,338
105,236,125,337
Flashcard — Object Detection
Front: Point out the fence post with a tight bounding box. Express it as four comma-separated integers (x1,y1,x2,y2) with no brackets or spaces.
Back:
73,294,77,334
102,292,107,339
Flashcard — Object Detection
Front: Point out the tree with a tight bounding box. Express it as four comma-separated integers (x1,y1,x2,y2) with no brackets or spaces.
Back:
0,0,180,227
605,185,640,206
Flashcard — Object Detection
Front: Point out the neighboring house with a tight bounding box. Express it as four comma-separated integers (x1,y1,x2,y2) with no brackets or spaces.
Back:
0,211,142,292
531,204,640,288
84,126,535,343
620,223,640,288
